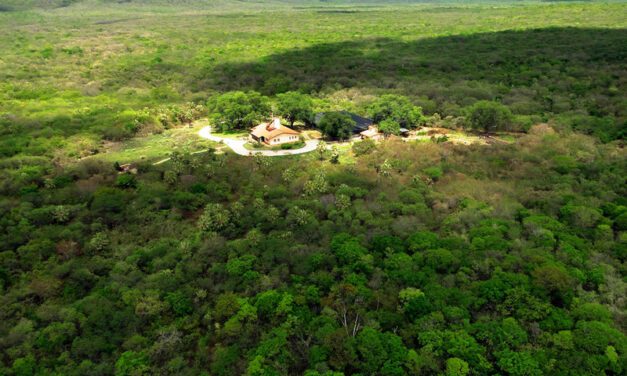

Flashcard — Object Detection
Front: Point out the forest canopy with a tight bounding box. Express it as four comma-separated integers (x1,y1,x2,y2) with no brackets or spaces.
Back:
0,1,625,375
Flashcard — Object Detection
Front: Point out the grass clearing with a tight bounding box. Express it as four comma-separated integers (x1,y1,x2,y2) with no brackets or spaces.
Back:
87,124,215,164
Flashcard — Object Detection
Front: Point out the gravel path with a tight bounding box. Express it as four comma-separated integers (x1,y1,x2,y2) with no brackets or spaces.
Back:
198,126,320,157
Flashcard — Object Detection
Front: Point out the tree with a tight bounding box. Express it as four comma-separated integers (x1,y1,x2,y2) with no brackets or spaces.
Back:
532,264,575,299
496,350,542,376
355,328,407,375
330,146,340,164
378,119,401,136
276,91,314,126
12,355,37,376
208,91,270,131
573,321,624,353
466,100,513,133
368,94,425,129
115,351,150,376
316,140,327,160
318,112,355,140
446,358,470,376
406,231,439,252
197,203,231,232
165,291,193,316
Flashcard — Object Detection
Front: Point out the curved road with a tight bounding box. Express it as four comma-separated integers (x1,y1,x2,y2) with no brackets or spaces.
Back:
198,126,320,157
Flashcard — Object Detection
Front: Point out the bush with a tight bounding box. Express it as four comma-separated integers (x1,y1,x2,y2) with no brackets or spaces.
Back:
352,139,376,156
115,174,137,189
423,166,443,181
466,100,513,133
278,140,305,150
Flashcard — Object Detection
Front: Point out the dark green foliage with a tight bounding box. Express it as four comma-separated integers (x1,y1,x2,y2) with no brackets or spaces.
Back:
317,112,356,140
466,100,513,133
115,173,137,189
0,3,626,376
1,128,626,374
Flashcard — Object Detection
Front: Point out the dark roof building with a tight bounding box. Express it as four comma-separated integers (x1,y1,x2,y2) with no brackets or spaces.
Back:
314,111,374,134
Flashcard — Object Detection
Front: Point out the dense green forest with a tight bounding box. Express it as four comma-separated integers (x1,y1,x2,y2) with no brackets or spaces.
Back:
0,1,626,375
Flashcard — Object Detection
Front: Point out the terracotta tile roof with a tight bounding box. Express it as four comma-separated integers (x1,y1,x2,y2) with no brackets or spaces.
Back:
250,118,299,140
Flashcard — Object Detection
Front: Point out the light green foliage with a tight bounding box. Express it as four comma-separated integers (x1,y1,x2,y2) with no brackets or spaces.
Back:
116,173,137,189
378,119,401,136
304,171,329,195
368,95,425,129
52,205,71,223
208,91,270,131
553,330,574,350
352,139,376,156
335,193,351,211
276,91,314,126
316,140,328,160
377,159,393,178
399,287,424,307
12,355,37,376
445,358,469,376
356,327,407,375
423,166,443,181
198,203,231,232
330,146,340,164
407,231,439,252
496,350,542,376
88,232,109,252
115,351,150,376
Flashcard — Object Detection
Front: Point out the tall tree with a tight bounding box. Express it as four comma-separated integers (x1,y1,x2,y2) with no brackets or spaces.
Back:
276,91,314,126
368,94,425,129
207,91,270,131
318,112,355,140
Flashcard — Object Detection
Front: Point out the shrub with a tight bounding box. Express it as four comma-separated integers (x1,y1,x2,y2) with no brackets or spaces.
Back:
466,101,513,133
352,139,376,156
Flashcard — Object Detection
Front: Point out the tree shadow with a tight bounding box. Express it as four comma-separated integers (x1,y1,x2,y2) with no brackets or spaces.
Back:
208,27,626,120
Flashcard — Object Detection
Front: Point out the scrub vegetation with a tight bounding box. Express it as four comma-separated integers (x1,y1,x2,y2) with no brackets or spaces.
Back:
0,1,625,375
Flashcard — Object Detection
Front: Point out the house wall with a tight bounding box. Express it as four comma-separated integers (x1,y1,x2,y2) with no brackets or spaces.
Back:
269,134,299,145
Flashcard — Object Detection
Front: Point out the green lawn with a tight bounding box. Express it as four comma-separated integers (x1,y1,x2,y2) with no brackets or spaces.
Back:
211,131,249,140
88,124,215,164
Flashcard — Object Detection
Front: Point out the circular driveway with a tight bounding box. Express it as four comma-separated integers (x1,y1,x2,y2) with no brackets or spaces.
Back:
198,126,320,157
